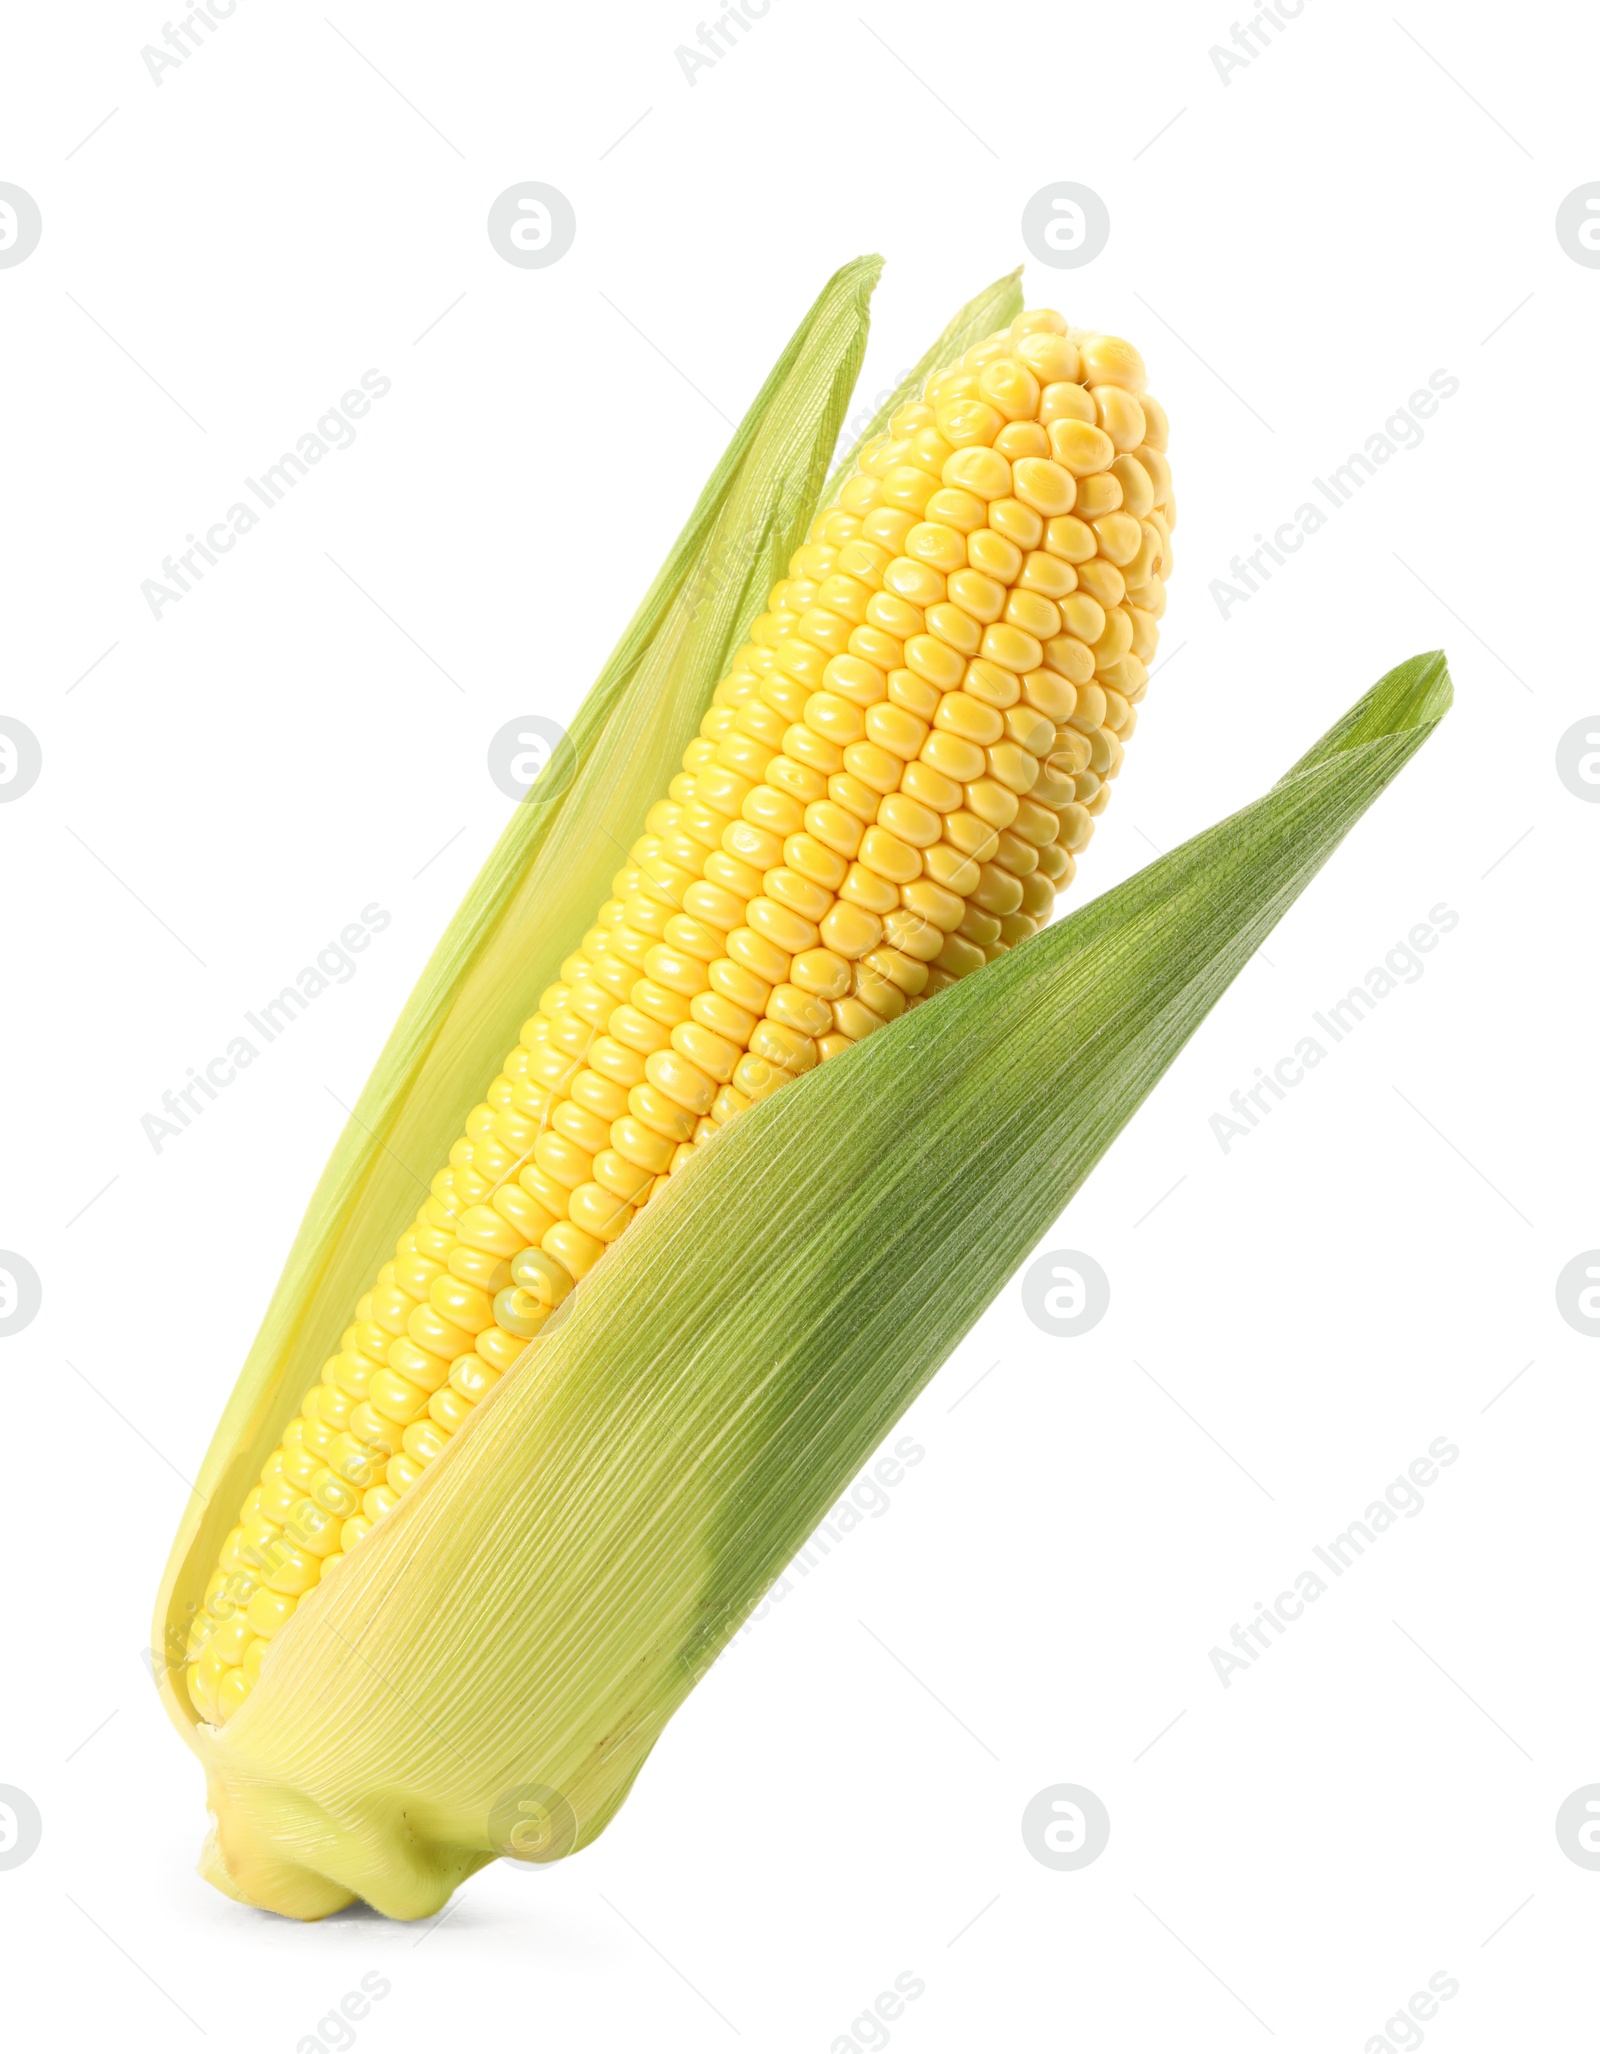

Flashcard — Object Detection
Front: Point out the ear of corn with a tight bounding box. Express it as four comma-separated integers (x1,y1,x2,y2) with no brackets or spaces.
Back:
183,652,1449,1920
151,241,1448,1921
175,287,1177,1727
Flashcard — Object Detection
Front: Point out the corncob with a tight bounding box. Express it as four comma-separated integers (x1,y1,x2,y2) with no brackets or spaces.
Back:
184,304,1174,1725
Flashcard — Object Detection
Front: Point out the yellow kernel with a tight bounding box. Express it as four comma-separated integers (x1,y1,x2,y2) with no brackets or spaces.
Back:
1006,705,1056,757
977,359,1040,421
1047,419,1116,477
1092,608,1134,670
368,1368,429,1426
962,659,1020,710
840,862,900,915
567,1182,633,1242
870,702,932,759
922,728,987,783
542,1220,606,1278
791,948,852,999
947,568,1006,623
535,1131,593,1192
924,603,984,656
1059,592,1107,645
878,792,943,847
1075,473,1122,520
765,867,832,921
1111,453,1156,519
987,743,1041,796
1019,552,1077,602
987,498,1044,550
767,983,833,1036
935,692,1004,746
924,487,988,534
1093,385,1146,451
672,1021,742,1083
1078,333,1147,392
1040,381,1096,427
785,832,848,890
883,907,948,962
923,843,980,895
833,997,887,1041
888,669,940,720
1003,590,1061,641
968,528,1022,582
750,1018,817,1073
965,778,1021,831
981,623,1043,675
843,740,904,794
993,420,1050,461
900,758,962,813
859,825,923,883
804,692,866,745
819,901,883,960
942,447,1012,502
1014,332,1079,384
901,877,965,932
1077,558,1125,609
1093,514,1143,568
935,399,1004,447
973,862,1024,916
862,945,929,998
905,522,967,573
246,1587,298,1639
883,556,944,608
746,895,818,955
1011,458,1076,517
881,465,939,516
852,967,906,1021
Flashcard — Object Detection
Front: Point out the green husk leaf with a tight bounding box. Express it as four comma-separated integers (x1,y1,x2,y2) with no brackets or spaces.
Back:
152,254,884,1722
195,653,1450,1920
820,266,1023,503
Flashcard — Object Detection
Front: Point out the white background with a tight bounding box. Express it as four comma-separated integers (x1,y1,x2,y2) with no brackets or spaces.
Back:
2,0,1596,2046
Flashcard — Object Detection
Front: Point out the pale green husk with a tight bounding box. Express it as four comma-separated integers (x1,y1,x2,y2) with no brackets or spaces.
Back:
187,650,1449,1920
